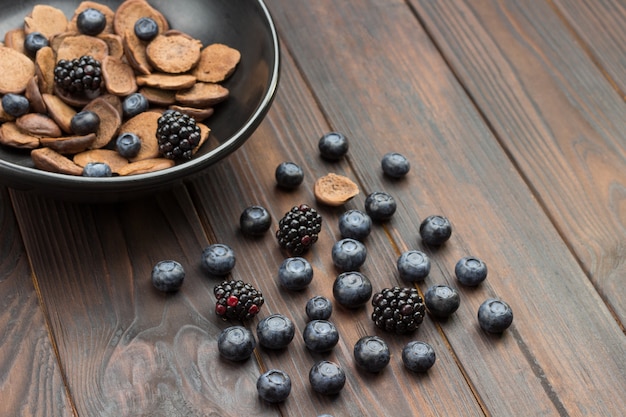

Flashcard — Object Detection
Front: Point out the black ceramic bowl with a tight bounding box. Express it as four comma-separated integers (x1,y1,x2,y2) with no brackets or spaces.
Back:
0,0,279,201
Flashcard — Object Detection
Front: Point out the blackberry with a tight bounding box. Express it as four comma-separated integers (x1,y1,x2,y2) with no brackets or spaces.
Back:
371,286,426,334
214,279,264,321
156,110,202,160
53,55,103,95
276,204,322,255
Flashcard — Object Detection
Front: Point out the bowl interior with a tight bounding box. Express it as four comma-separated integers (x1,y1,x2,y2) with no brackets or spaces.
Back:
0,0,279,199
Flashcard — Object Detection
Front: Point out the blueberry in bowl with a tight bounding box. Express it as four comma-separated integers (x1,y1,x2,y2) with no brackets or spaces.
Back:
0,0,280,202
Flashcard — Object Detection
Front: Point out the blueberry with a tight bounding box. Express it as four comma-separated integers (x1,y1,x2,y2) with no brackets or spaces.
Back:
303,320,339,352
424,285,460,318
71,110,100,135
419,215,452,246
275,161,304,189
309,360,346,395
256,314,295,350
151,260,185,292
122,93,149,119
331,238,367,271
23,32,49,57
82,162,112,177
318,132,349,160
240,205,272,237
1,94,30,117
332,271,372,309
455,256,488,286
478,299,513,333
364,191,397,221
381,152,410,178
116,132,142,158
278,257,313,290
397,250,431,282
134,17,159,41
201,244,236,276
217,326,256,361
305,296,333,321
257,369,292,403
402,341,436,372
338,209,371,241
353,335,391,373
77,8,107,36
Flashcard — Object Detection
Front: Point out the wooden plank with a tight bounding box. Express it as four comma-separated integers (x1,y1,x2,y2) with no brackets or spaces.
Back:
10,189,279,417
552,0,626,95
409,0,626,323
261,0,626,416
0,187,73,416
188,47,485,416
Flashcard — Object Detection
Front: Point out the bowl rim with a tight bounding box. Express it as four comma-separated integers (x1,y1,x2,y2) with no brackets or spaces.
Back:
0,0,281,196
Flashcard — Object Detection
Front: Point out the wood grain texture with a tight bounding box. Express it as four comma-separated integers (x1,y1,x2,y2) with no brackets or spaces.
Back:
552,0,626,95
0,187,72,416
10,189,279,417
409,0,626,324
264,0,626,415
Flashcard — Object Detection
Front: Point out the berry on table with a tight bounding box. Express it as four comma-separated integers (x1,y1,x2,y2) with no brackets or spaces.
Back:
278,257,314,290
364,191,397,221
402,341,436,372
419,215,452,246
54,55,103,96
353,335,391,373
276,204,322,255
116,132,142,159
76,8,107,36
23,32,49,57
134,17,160,41
331,238,367,271
303,319,339,352
478,298,513,333
257,369,292,403
1,94,30,118
151,260,185,292
309,360,346,395
305,296,333,321
397,250,431,282
275,161,304,189
381,152,410,178
318,131,349,160
82,162,112,177
240,205,272,237
332,271,372,309
156,110,201,160
338,209,372,241
122,93,150,119
214,280,264,321
256,314,295,350
455,256,488,286
217,325,256,361
371,286,426,334
201,243,236,276
424,284,460,318
71,110,101,135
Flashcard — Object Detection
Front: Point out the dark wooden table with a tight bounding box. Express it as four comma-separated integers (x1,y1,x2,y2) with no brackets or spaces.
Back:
1,0,625,416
